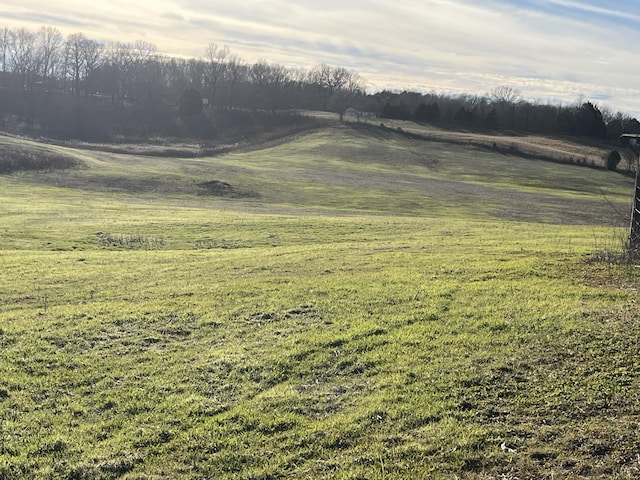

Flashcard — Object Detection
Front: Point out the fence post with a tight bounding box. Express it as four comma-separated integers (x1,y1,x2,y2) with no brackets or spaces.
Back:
620,134,640,254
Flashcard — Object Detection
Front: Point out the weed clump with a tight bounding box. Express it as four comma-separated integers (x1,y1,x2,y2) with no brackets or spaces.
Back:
587,245,640,265
96,232,165,249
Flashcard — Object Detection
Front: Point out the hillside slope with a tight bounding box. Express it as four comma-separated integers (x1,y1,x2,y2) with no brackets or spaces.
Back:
365,118,618,169
2,127,640,479
1,124,633,226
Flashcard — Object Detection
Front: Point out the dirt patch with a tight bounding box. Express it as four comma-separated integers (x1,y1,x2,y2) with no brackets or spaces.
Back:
198,180,259,198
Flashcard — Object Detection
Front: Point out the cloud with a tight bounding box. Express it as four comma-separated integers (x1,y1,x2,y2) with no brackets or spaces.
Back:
1,0,640,115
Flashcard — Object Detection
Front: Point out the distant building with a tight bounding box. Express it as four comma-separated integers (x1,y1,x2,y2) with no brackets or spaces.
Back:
344,107,376,119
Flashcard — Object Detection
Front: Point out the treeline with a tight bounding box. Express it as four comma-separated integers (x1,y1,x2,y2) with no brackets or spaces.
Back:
373,87,640,141
0,26,362,140
0,25,637,142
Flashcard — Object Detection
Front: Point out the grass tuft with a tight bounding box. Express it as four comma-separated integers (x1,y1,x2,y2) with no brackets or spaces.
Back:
96,232,165,249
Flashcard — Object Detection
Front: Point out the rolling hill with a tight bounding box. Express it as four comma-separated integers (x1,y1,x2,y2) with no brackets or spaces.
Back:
1,124,639,479
1,123,633,225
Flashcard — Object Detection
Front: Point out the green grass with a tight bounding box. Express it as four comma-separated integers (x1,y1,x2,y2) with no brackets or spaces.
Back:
0,135,82,174
1,126,640,478
7,125,633,222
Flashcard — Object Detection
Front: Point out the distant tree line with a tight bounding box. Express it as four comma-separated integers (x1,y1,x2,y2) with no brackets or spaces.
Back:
374,87,640,141
0,25,637,143
0,26,363,140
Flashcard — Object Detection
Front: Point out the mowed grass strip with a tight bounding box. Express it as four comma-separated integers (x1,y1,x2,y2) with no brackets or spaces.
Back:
1,203,639,478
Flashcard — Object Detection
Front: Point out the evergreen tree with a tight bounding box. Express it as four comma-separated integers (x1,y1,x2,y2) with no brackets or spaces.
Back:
624,118,640,134
575,102,606,138
606,150,621,171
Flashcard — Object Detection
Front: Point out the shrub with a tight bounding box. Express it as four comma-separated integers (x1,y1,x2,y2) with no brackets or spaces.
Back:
606,150,622,171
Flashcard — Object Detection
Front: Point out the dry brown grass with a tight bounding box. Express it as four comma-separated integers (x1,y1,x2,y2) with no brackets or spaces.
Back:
353,117,617,168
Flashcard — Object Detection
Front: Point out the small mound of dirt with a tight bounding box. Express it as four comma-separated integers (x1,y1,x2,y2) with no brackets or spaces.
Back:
198,180,258,198
200,180,233,193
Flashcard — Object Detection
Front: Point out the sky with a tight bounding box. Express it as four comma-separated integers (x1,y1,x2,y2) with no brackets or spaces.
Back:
2,0,640,116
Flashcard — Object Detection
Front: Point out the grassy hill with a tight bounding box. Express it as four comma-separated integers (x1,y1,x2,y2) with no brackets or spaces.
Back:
367,118,618,169
1,125,640,479
3,124,632,223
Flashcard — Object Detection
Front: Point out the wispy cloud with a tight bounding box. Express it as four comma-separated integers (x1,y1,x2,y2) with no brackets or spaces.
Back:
2,0,640,115
540,0,640,22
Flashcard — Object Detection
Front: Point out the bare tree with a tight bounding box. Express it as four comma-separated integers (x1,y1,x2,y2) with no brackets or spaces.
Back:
225,54,245,110
311,64,362,118
65,32,86,94
8,28,39,126
0,27,13,126
204,42,229,108
129,40,157,68
9,28,37,86
247,60,292,111
101,40,157,102
334,71,363,121
104,41,130,102
266,62,290,111
312,64,349,98
489,85,521,104
249,60,270,110
187,58,205,89
0,27,10,74
36,26,62,85
487,86,521,130
82,39,103,95
128,40,158,100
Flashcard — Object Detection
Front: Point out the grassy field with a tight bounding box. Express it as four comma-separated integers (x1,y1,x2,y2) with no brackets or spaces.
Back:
1,125,640,479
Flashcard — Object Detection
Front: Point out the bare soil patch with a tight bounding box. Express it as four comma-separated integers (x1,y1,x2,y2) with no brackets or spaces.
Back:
198,180,259,198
